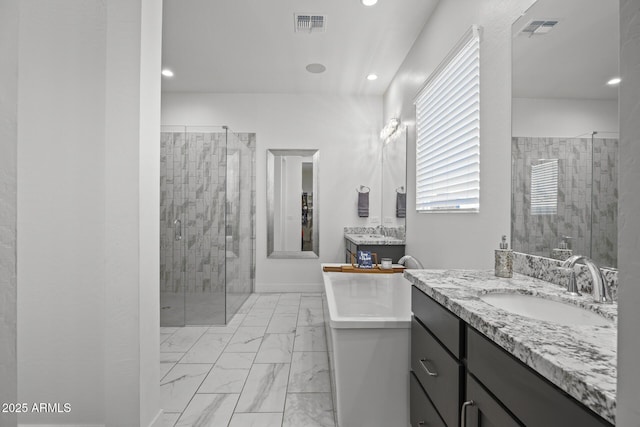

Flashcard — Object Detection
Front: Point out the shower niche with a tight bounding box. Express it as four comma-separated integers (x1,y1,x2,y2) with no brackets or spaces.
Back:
160,126,255,326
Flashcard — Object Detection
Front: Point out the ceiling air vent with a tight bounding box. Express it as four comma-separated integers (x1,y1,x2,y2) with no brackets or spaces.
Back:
518,19,558,37
294,14,326,33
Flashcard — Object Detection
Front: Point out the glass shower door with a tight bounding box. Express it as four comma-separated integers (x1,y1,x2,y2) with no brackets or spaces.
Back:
183,128,226,325
224,131,254,321
160,126,254,326
160,126,186,326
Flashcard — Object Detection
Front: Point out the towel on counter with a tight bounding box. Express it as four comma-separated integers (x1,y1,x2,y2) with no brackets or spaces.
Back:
358,191,369,217
396,192,406,218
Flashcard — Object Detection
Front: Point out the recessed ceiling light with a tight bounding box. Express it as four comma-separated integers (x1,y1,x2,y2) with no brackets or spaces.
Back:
306,63,326,74
161,69,174,77
367,73,378,81
607,77,621,85
362,0,378,6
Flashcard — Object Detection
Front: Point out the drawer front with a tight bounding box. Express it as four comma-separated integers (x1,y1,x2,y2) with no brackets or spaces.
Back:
412,318,462,427
410,372,446,427
464,374,520,427
467,327,612,427
345,239,356,257
412,286,462,358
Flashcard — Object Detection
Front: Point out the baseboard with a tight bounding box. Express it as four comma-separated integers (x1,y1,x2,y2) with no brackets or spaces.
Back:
255,282,323,293
147,409,163,427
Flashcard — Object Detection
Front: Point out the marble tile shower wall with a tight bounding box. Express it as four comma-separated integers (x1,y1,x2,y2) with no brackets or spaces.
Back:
511,137,618,267
160,132,256,306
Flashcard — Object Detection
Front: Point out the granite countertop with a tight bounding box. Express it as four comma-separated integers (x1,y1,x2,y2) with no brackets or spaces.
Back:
404,269,617,424
344,233,405,245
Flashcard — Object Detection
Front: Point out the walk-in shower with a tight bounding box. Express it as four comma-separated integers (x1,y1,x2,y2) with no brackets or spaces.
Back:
160,126,255,326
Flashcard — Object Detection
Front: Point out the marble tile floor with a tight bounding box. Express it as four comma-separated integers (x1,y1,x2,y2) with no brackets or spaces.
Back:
160,293,336,427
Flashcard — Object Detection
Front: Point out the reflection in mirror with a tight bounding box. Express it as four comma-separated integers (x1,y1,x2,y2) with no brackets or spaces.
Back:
511,0,619,268
381,126,407,239
267,149,319,258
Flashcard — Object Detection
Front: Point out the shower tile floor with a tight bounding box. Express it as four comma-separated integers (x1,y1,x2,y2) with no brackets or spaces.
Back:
160,293,336,427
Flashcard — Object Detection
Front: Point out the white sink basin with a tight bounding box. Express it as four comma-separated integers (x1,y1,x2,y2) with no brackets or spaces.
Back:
480,293,612,327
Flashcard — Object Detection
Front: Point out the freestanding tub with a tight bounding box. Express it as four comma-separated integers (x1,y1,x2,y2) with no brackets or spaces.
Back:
322,267,411,427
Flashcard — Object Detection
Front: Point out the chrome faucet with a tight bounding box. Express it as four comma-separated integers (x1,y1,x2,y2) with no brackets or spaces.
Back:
561,255,612,303
398,255,424,269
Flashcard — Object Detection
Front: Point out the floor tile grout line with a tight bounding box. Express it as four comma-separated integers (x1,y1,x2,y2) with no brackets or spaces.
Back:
161,294,336,427
227,294,283,425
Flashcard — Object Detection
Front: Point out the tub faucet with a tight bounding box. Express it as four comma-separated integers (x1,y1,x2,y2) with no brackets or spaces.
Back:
398,255,424,269
561,255,612,303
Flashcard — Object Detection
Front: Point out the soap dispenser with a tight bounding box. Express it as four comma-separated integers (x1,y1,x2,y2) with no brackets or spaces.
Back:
495,235,513,278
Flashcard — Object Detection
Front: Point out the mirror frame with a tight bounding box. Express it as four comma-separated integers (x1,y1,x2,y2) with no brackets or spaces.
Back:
267,149,320,259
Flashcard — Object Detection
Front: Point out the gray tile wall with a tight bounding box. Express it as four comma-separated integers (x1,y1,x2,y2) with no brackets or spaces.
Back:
160,131,255,324
511,137,618,267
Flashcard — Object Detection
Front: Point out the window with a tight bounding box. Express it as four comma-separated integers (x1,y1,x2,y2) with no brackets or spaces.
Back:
415,26,480,212
530,159,558,215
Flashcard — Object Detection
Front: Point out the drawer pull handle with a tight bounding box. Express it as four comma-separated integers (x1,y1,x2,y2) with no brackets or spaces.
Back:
460,400,475,427
419,358,438,376
418,422,426,426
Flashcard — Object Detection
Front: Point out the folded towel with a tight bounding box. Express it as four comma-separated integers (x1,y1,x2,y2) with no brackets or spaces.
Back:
396,192,406,218
358,191,369,217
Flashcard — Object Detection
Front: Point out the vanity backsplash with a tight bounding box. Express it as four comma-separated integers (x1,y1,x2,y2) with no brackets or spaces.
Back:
343,225,406,241
513,252,618,301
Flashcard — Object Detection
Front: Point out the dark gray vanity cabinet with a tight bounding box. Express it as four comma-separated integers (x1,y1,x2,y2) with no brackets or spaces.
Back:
411,287,463,427
465,328,612,427
344,239,405,264
463,373,520,427
411,286,614,427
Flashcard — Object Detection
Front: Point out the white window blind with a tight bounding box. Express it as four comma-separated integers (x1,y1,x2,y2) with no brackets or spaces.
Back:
530,160,558,215
415,26,480,212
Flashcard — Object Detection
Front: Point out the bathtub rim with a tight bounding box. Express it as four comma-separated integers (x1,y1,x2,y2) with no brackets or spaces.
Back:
321,264,411,329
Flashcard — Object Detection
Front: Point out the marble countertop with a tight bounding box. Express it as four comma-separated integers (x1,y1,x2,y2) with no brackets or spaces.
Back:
344,233,405,246
404,269,617,424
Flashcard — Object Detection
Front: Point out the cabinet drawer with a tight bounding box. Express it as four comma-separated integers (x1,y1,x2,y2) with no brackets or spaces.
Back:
412,286,462,358
410,372,446,427
467,327,612,427
412,318,462,427
464,374,520,427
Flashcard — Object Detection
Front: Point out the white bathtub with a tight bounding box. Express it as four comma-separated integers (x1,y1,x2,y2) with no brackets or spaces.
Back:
322,267,411,427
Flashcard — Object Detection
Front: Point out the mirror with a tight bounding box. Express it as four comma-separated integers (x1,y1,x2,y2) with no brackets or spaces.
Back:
381,125,407,238
267,149,319,258
511,0,619,268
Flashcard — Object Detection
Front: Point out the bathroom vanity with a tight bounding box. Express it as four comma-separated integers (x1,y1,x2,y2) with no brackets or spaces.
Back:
406,270,616,427
344,233,405,264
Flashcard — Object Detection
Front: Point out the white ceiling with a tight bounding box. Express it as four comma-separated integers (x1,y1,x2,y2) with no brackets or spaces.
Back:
512,0,619,100
161,0,439,95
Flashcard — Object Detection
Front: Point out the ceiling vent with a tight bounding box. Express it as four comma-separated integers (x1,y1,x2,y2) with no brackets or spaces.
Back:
294,14,326,33
518,20,558,36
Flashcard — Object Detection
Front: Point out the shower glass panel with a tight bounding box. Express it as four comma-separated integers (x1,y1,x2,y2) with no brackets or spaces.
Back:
160,126,255,326
224,131,255,322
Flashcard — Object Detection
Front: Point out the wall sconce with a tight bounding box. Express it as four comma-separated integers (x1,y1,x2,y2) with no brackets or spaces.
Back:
380,118,400,141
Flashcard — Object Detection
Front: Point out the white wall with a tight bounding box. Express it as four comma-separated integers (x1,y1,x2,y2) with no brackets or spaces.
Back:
162,93,382,289
17,2,107,423
513,97,618,137
0,1,18,426
383,0,536,269
616,0,640,424
16,1,162,425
